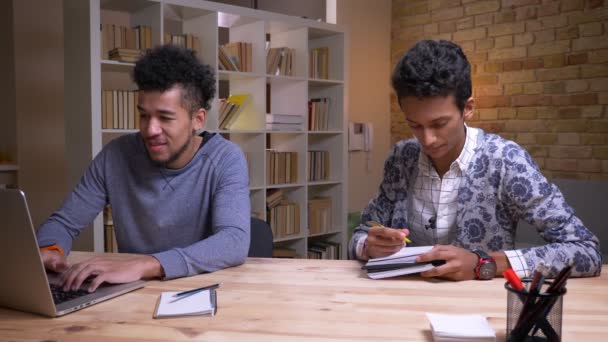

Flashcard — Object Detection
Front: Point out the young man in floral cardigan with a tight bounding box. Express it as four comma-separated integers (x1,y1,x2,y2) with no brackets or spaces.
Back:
349,40,601,280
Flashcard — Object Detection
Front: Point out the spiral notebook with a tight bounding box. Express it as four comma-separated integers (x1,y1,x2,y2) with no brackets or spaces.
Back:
362,246,444,279
153,288,217,318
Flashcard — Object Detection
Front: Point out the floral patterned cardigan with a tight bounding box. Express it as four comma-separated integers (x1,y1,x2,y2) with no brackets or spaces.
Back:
349,130,602,278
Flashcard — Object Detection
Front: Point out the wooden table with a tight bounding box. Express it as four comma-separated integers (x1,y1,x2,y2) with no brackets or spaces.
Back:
1,252,606,341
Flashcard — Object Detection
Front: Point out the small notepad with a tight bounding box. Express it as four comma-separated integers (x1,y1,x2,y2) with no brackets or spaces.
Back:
426,313,496,342
153,289,217,319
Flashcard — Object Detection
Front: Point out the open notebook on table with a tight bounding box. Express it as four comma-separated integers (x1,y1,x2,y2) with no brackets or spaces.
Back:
153,288,218,318
362,246,445,279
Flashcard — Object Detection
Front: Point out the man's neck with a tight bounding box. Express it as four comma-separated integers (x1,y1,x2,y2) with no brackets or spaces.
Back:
430,129,467,178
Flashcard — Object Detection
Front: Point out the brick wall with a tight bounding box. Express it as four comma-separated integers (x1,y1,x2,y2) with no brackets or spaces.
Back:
391,0,608,180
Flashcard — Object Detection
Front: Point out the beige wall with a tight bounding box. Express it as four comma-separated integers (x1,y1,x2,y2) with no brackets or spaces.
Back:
0,1,17,164
13,0,67,228
391,0,608,180
336,0,392,212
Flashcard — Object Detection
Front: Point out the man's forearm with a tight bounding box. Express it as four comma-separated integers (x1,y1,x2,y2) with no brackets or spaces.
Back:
139,255,165,279
490,251,512,277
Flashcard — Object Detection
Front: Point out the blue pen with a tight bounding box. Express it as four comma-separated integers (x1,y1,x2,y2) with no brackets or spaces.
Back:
169,283,221,303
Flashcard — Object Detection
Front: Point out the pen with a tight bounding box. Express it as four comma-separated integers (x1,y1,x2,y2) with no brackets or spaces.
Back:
169,283,221,303
366,220,412,243
503,268,524,291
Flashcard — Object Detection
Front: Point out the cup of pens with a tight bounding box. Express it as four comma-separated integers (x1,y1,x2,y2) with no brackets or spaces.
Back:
504,266,571,342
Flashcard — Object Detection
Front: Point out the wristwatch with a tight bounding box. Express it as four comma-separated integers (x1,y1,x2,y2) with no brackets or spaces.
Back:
470,249,497,280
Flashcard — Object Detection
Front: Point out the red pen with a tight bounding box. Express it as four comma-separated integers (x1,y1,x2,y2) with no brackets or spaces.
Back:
503,268,524,291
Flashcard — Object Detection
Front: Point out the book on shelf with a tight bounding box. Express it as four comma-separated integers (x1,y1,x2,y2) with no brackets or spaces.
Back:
266,123,303,131
103,205,118,253
101,90,139,130
309,46,329,79
266,188,284,208
218,94,251,130
307,241,340,260
308,151,330,181
100,24,151,60
272,248,297,258
266,47,295,76
268,200,300,238
218,42,252,72
308,197,332,235
266,114,304,124
108,48,142,63
266,150,298,185
163,33,201,51
308,97,330,131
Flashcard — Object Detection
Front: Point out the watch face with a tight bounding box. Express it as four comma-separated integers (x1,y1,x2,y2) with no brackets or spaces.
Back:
479,261,497,280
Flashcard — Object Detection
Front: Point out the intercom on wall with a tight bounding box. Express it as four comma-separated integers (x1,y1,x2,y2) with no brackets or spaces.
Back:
348,122,373,152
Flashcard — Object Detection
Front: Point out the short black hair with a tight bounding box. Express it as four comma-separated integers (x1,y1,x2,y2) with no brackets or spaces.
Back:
391,40,471,112
133,44,216,113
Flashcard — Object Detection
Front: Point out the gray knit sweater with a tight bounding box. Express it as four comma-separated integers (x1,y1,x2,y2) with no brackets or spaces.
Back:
37,133,250,279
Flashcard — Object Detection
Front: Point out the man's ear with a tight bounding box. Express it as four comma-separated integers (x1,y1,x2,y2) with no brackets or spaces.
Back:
463,97,475,120
192,108,206,131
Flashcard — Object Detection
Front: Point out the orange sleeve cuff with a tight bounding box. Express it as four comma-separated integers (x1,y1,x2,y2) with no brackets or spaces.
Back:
40,244,65,257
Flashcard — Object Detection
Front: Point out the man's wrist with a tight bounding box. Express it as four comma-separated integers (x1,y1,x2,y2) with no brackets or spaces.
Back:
489,251,511,276
138,255,165,279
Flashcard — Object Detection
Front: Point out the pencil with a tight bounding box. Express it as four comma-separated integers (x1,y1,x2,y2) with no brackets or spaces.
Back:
366,220,412,243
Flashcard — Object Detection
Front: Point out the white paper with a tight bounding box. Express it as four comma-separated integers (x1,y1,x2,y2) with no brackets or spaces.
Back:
154,290,215,318
426,313,496,342
364,245,435,279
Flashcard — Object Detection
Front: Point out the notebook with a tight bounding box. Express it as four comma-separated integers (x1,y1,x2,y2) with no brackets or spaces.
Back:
426,313,496,342
153,288,217,318
362,246,445,279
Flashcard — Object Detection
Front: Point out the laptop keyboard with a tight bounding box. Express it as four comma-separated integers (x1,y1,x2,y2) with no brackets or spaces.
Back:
50,284,91,304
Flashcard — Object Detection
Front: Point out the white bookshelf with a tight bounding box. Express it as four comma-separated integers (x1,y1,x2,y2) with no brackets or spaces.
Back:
64,0,348,259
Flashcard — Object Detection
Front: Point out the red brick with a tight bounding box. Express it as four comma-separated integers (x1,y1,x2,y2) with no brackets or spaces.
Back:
537,66,580,81
479,108,499,120
424,23,439,34
476,85,504,96
499,108,517,119
573,36,608,51
538,1,560,17
556,26,579,40
566,80,589,93
517,132,536,144
558,107,582,119
593,147,608,159
495,10,516,23
501,0,540,7
548,120,588,132
544,55,565,68
587,119,608,132
429,0,462,11
590,79,608,91
507,83,525,95
483,62,503,73
439,21,457,33
505,119,547,132
495,35,514,48
432,6,464,21
526,146,548,157
473,74,499,85
399,14,431,27
500,70,536,83
541,15,568,29
557,132,581,145
475,13,495,26
517,107,537,119
549,146,592,158
523,58,544,69
475,122,506,133
543,82,566,94
537,107,558,119
503,60,522,71
581,64,608,78
528,40,571,57
476,95,510,107
514,32,534,46
515,6,537,20
582,105,604,118
588,49,608,63
534,29,555,43
453,27,487,41
465,1,500,15
578,160,602,173
546,159,579,172
536,133,557,144
581,133,608,145
476,38,494,50
587,0,604,9
580,22,603,37
489,22,526,36
489,46,527,60
523,82,543,94
457,17,475,30
526,20,543,32
562,0,585,11
567,53,588,65
512,95,552,106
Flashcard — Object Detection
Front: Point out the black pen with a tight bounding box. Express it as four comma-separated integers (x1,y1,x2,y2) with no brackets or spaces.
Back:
169,283,221,303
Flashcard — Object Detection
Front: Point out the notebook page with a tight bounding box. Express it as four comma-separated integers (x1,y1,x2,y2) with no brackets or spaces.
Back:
155,290,214,317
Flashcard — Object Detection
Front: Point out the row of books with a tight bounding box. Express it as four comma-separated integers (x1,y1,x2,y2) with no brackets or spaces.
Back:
266,188,285,209
307,241,340,259
217,94,251,129
308,151,330,181
109,48,141,63
101,90,139,130
308,197,332,235
266,150,298,185
103,206,118,253
267,47,295,76
309,47,329,79
218,42,253,72
309,98,330,131
100,24,152,60
266,113,304,131
163,33,201,51
268,201,300,238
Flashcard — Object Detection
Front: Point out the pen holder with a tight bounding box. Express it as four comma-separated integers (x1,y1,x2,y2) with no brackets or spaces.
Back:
505,280,566,342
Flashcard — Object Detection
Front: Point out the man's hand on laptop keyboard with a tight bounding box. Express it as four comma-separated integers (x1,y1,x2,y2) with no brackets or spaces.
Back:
59,255,164,292
40,249,70,273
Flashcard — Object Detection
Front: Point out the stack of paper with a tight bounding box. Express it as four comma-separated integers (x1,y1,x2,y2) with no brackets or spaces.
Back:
363,246,436,279
426,313,496,342
153,289,217,318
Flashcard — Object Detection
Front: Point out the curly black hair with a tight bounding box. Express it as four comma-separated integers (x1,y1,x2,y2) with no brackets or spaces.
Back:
133,44,216,113
391,40,471,112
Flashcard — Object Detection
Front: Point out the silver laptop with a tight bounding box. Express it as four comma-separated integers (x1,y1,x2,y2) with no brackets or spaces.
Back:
0,189,145,317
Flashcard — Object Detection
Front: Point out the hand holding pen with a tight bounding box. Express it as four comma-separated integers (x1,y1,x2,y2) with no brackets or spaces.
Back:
363,221,411,259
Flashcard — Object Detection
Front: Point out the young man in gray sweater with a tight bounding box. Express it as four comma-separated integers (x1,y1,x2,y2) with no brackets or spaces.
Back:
37,45,250,292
